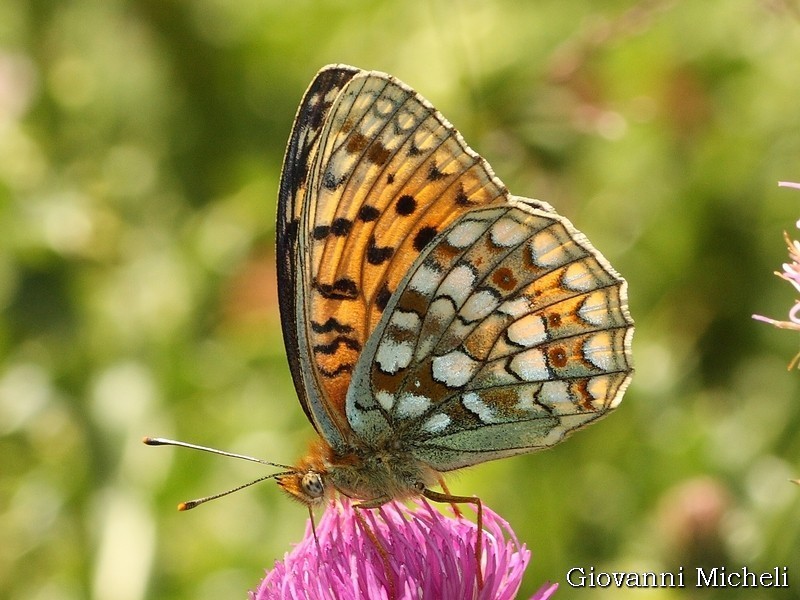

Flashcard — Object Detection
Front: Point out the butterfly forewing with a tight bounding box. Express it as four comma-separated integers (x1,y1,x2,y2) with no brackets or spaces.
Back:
345,197,633,471
280,66,522,447
278,65,361,446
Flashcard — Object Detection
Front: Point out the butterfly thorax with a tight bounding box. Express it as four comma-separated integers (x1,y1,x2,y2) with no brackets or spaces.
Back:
277,437,439,507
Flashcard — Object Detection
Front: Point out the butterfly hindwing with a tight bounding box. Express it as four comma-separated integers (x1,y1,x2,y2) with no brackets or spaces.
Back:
345,197,633,471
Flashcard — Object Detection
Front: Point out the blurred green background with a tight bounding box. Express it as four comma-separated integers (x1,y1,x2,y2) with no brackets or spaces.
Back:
2,1,800,598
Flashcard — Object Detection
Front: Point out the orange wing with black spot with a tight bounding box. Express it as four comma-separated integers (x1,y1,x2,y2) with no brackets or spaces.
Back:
277,65,520,448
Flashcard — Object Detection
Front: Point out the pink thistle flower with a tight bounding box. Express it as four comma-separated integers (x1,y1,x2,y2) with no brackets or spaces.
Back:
752,181,800,368
251,498,558,600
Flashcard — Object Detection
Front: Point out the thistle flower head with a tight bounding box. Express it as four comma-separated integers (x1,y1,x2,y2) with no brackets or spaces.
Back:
752,181,800,367
251,498,558,600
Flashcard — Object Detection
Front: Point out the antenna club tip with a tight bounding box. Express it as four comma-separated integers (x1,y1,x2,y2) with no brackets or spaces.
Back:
178,501,197,511
143,436,155,445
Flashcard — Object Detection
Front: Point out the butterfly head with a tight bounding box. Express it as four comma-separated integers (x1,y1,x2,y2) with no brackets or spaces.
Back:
276,469,330,507
275,438,335,506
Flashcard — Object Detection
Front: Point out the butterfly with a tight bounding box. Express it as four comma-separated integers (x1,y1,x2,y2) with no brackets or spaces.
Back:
271,64,634,509
147,64,633,555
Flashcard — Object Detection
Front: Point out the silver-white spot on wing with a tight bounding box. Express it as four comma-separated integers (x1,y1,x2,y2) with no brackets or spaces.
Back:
446,219,487,249
409,263,441,296
498,297,532,319
422,413,451,434
376,390,395,412
536,380,572,413
460,290,500,323
438,264,476,306
374,310,422,374
582,331,615,370
529,229,570,267
562,262,596,292
509,348,549,381
462,391,498,423
490,216,530,248
375,338,414,374
432,350,480,387
396,393,432,419
506,313,547,347
578,290,614,326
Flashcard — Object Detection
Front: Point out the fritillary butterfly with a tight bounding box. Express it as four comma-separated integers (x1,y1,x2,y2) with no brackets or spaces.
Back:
273,65,633,506
147,65,633,578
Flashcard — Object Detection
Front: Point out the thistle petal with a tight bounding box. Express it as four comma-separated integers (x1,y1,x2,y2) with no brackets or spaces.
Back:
251,499,553,600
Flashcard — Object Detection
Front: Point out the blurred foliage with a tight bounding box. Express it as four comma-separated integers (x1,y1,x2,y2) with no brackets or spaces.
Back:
2,0,800,599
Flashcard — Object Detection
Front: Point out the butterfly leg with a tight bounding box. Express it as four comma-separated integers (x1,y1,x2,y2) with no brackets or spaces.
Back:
353,495,392,509
422,487,484,590
307,505,322,551
352,499,397,600
437,476,464,519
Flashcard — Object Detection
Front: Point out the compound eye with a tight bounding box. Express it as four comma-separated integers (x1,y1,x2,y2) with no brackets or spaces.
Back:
301,472,325,499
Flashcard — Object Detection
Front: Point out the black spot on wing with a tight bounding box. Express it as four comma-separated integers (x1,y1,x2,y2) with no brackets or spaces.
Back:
318,363,355,378
367,236,394,265
313,225,330,240
454,185,473,206
331,217,353,236
413,226,438,251
323,170,347,190
427,163,447,181
308,100,331,130
396,195,417,216
358,205,380,222
313,336,362,355
315,278,358,299
311,318,354,334
376,283,392,312
285,219,299,246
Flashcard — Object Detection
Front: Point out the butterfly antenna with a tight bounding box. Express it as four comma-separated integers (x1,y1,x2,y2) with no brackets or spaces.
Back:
178,473,294,511
143,436,295,470
143,436,298,510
